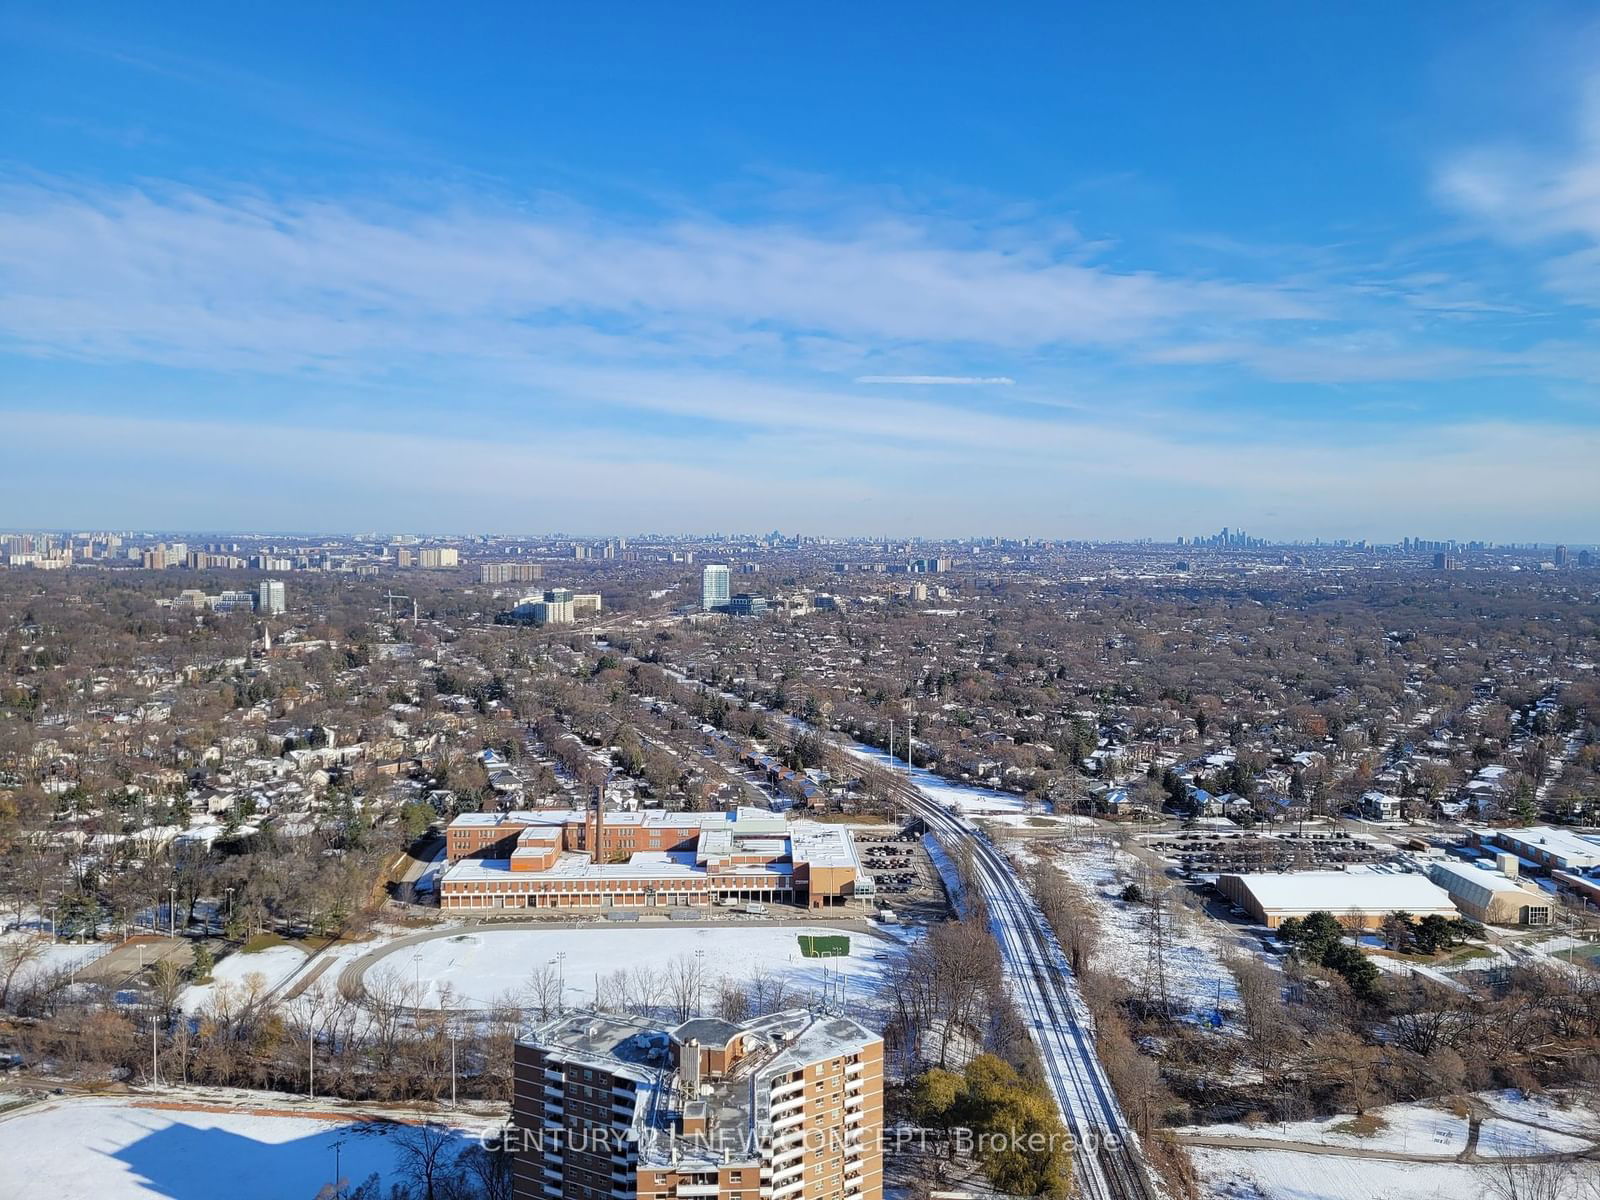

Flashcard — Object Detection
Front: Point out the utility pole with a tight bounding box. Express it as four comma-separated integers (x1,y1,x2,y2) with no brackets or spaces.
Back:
309,1032,315,1100
151,1018,159,1086
450,1032,458,1107
906,712,915,791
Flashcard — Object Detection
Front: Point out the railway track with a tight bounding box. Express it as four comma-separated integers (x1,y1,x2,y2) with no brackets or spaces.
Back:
890,777,1159,1200
627,662,1160,1197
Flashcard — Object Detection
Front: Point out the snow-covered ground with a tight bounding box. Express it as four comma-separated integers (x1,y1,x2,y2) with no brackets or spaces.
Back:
978,812,1100,830
1179,1101,1471,1155
1477,1088,1600,1139
841,742,1035,815
1185,1090,1600,1200
366,924,900,1011
0,1094,480,1200
1477,1119,1595,1158
0,931,109,993
1050,841,1243,1025
181,945,306,1014
1189,1145,1491,1200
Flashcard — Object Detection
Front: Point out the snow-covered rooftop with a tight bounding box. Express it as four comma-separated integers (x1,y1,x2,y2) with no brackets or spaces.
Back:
1225,869,1457,916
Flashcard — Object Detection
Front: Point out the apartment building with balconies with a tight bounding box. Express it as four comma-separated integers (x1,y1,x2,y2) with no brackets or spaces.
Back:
512,1008,882,1200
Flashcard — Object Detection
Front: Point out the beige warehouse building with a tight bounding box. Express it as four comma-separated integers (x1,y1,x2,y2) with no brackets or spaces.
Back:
1217,870,1458,930
1426,860,1553,926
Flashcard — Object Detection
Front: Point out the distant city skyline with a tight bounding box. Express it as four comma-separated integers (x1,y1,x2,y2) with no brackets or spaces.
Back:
0,524,1592,552
3,4,1600,538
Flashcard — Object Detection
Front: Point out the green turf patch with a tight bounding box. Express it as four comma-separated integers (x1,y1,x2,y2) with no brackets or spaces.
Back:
240,932,293,954
798,934,851,958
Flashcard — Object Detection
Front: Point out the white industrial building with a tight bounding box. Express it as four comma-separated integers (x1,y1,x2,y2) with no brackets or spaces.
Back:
1217,869,1458,930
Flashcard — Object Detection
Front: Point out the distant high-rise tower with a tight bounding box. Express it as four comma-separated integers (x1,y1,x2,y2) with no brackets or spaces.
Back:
701,564,731,611
1554,545,1569,567
257,579,286,614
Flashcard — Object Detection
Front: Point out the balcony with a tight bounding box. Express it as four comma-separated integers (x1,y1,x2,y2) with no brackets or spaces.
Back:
769,1092,805,1118
771,1110,805,1134
769,1144,806,1170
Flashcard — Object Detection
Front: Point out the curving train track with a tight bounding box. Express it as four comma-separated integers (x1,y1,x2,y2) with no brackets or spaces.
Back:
891,775,1160,1200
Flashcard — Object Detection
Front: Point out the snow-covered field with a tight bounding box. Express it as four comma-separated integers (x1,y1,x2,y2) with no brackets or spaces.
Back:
1051,841,1243,1024
0,1095,478,1200
1477,1119,1596,1158
1185,1090,1600,1200
366,924,898,1011
841,742,1034,814
978,812,1099,830
1189,1145,1491,1200
1180,1101,1472,1156
0,932,108,993
1478,1089,1600,1139
181,945,306,1014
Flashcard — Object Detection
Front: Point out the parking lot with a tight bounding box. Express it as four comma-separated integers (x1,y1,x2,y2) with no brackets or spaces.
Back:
854,827,949,921
1142,828,1390,875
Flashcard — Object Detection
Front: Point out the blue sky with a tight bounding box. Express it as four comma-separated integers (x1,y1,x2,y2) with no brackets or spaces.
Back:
2,2,1598,539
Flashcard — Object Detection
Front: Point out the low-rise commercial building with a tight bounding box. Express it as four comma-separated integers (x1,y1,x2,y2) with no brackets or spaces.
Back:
1475,826,1600,874
1426,860,1552,926
1216,869,1458,930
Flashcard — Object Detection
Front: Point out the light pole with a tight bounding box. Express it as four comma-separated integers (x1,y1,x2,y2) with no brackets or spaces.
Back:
168,886,177,939
694,948,705,1015
449,1031,459,1108
226,887,234,932
331,1138,345,1200
308,1030,315,1100
555,951,566,1011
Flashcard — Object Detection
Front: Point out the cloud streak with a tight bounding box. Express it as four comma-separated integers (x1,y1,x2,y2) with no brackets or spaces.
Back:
1,166,1597,537
0,179,1313,379
855,375,1016,385
1435,76,1600,304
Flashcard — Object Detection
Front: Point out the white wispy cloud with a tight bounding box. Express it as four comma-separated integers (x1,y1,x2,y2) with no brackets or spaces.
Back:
0,178,1314,379
855,375,1016,385
1435,77,1600,303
